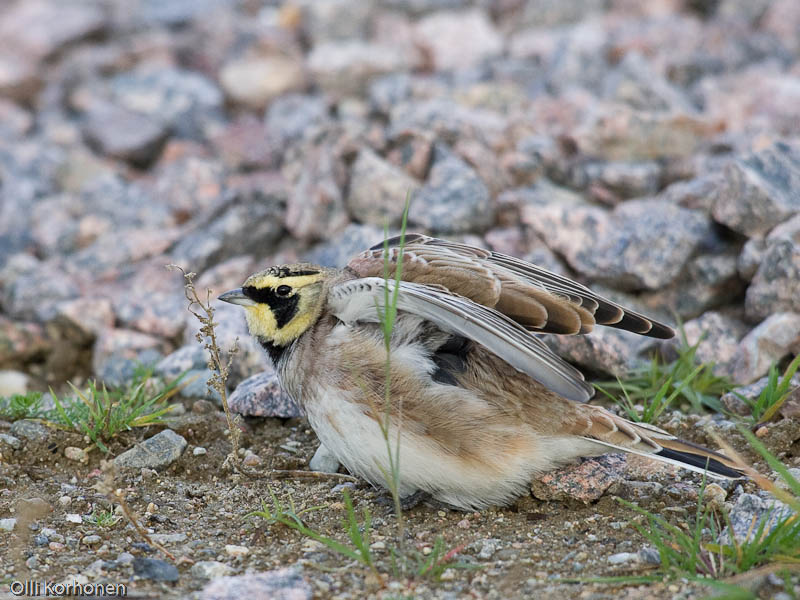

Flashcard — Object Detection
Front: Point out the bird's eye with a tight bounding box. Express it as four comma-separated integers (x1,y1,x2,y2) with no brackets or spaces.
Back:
276,285,292,297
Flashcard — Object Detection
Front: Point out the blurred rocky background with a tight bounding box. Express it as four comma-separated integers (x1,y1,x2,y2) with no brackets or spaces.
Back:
1,0,799,407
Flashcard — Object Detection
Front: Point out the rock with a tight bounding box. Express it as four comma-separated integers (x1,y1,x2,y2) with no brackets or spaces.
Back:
152,156,226,219
64,447,88,463
283,132,350,242
265,94,329,149
738,238,767,281
546,326,648,377
82,102,168,167
388,99,507,148
746,215,800,320
722,374,800,416
309,444,341,474
410,146,492,234
225,544,249,557
81,534,101,546
639,251,744,320
414,9,503,71
668,311,749,377
0,0,107,61
115,430,187,470
578,160,662,203
603,51,693,113
347,148,420,226
476,538,501,560
51,298,115,345
191,561,233,580
92,329,167,388
712,142,800,238
531,455,625,503
0,434,21,450
155,346,209,383
308,41,412,97
577,105,719,161
607,552,639,565
524,193,713,291
0,313,53,368
304,223,384,268
721,493,795,544
1,258,82,321
170,191,285,272
385,130,434,180
0,370,29,396
661,173,726,214
177,370,221,403
296,0,372,44
149,533,187,544
133,557,180,582
219,53,306,110
200,568,311,600
368,73,411,117
228,371,301,418
0,52,41,104
730,313,800,384
110,67,224,140
9,420,49,443
212,115,277,171
0,518,16,532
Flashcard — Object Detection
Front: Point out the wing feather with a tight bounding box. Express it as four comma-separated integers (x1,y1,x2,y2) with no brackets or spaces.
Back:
328,277,595,402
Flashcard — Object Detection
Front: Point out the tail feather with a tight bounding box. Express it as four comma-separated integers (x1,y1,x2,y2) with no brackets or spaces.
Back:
576,407,745,479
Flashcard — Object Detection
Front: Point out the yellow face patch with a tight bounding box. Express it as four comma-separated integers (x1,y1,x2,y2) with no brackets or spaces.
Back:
240,267,327,346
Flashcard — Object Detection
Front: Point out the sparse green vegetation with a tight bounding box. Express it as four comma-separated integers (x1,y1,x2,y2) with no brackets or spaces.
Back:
595,333,738,422
0,390,47,421
0,368,183,453
85,508,120,529
734,354,800,426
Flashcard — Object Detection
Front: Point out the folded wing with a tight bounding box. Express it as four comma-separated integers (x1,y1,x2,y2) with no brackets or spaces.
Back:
328,277,595,402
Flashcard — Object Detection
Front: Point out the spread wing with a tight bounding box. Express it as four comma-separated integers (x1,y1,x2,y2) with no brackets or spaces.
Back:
347,234,675,339
327,277,595,402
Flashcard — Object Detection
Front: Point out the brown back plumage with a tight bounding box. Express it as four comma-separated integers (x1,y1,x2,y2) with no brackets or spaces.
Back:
348,234,675,339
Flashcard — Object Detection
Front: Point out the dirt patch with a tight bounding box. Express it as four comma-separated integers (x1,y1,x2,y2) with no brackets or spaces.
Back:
1,408,797,599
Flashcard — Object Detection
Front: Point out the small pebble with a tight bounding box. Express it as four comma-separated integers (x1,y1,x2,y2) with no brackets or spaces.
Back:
133,557,179,582
49,542,65,551
608,552,639,564
191,561,233,579
82,534,102,546
65,514,82,524
755,426,769,438
64,446,88,463
193,446,208,456
243,452,262,467
59,496,72,506
457,519,470,529
225,544,250,557
0,518,17,532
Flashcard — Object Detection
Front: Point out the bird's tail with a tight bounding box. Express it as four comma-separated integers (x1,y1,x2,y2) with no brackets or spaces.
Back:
576,407,745,479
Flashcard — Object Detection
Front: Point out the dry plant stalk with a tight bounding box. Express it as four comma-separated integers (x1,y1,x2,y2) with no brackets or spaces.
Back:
167,264,242,471
93,460,181,563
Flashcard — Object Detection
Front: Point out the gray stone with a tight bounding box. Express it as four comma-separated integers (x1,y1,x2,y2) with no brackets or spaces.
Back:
304,223,384,268
200,568,311,600
722,374,800,416
414,9,503,71
110,67,224,139
738,238,767,281
730,313,800,384
191,561,234,580
712,142,800,238
133,557,179,582
92,329,167,388
171,195,285,272
580,160,662,202
0,518,16,532
389,99,507,147
220,53,306,110
115,430,187,470
524,194,713,291
155,346,209,383
668,311,749,377
0,433,21,449
347,148,420,227
720,493,795,544
178,370,221,403
410,146,492,234
228,371,301,418
607,552,639,565
603,51,694,113
532,455,626,503
661,173,726,213
368,73,411,116
546,326,648,377
295,0,371,44
9,420,49,443
265,94,329,148
309,444,341,474
308,40,412,97
746,215,800,320
83,103,168,167
638,546,661,565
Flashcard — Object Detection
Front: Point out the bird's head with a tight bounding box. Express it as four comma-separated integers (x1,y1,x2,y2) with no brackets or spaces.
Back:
218,263,328,346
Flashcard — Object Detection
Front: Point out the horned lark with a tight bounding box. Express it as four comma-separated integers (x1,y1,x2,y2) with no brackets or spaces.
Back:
220,234,741,510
